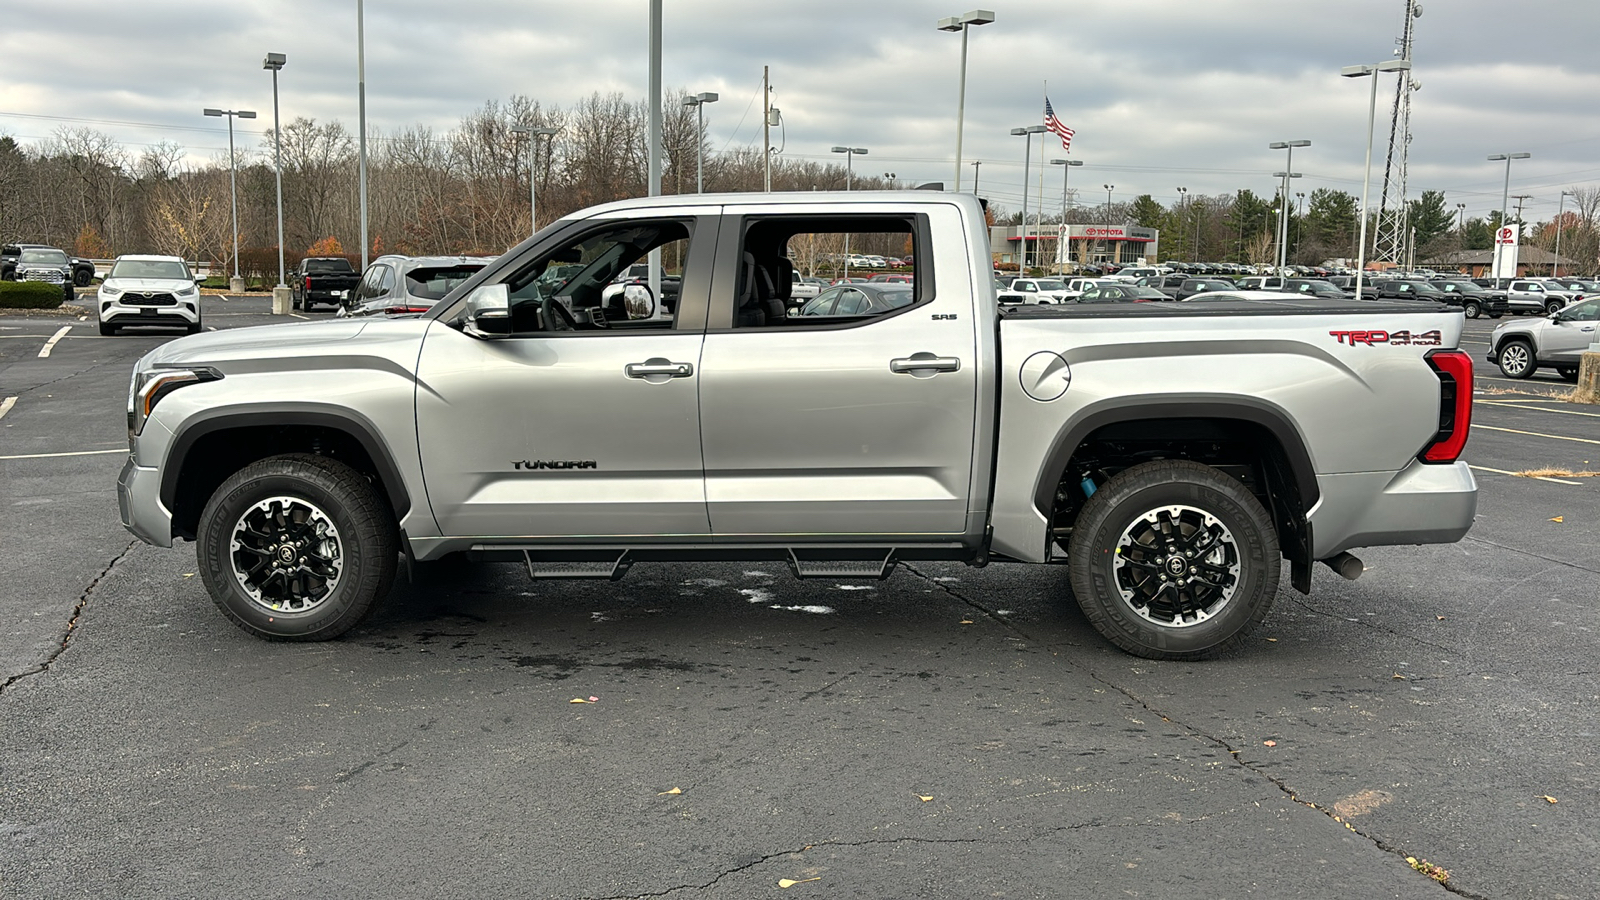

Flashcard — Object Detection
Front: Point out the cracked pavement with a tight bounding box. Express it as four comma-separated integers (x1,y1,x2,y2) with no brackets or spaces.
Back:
1,304,1595,898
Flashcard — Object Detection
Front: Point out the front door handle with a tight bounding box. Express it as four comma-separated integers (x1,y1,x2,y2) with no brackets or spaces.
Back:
890,353,961,377
625,358,694,382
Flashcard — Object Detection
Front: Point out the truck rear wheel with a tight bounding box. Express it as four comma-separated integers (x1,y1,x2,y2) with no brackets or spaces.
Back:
197,453,396,641
1067,460,1279,660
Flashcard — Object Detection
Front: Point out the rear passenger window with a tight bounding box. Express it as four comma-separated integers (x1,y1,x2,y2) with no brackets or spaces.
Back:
729,215,931,328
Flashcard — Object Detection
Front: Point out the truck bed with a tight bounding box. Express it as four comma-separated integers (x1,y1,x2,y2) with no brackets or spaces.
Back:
1000,298,1452,319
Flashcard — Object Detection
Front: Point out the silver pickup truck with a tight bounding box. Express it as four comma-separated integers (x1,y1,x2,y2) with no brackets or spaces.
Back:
118,192,1477,660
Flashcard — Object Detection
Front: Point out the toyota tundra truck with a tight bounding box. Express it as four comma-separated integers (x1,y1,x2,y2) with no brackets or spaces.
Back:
118,192,1478,660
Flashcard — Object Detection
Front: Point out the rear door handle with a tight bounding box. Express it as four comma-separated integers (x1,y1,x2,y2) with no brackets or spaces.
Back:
625,359,694,380
890,353,961,376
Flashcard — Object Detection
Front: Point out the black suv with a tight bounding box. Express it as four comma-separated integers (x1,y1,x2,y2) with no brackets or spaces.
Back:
1434,281,1508,319
2,243,96,286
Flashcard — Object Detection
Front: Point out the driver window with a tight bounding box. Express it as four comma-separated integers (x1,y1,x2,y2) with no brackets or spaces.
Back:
502,220,691,334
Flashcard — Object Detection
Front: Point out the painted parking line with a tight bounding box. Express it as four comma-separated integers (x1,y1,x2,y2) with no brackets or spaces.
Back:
0,396,15,420
0,448,126,461
1477,399,1600,418
37,325,71,358
1467,464,1584,486
1475,424,1600,446
287,313,308,320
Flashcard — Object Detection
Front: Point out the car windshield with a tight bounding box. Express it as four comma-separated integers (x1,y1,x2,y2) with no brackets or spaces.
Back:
874,287,914,308
405,264,486,301
1409,282,1443,294
110,259,190,280
1298,280,1339,292
1193,280,1233,290
19,249,67,265
304,258,355,273
1034,280,1066,291
1126,287,1167,299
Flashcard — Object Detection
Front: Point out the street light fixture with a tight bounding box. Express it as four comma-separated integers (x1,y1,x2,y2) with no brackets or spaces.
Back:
203,107,257,288
1051,159,1082,272
682,92,718,193
832,146,868,276
1487,151,1532,280
509,126,559,234
262,53,287,296
1342,59,1412,298
1011,125,1046,269
1103,184,1115,267
939,9,995,192
1455,202,1467,235
1554,189,1575,276
1269,140,1310,269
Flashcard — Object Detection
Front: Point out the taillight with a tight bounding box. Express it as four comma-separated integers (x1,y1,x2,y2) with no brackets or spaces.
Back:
1420,349,1473,463
305,275,312,291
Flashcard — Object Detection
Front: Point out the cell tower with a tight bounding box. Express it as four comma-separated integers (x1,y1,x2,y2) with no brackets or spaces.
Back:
1373,0,1423,265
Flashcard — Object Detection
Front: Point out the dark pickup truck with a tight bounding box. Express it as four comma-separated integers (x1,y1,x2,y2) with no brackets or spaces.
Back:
3,243,96,286
1359,279,1503,318
292,257,362,310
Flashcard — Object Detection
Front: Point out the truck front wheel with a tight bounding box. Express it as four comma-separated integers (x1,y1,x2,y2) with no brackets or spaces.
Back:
197,453,396,641
1067,460,1279,660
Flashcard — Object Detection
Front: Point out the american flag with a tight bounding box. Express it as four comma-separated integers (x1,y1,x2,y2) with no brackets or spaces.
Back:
1044,98,1074,152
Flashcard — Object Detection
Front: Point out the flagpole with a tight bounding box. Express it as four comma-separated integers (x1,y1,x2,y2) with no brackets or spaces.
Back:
1038,81,1047,278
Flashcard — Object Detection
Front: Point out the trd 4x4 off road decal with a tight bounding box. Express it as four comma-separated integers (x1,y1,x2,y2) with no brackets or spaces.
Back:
1329,329,1442,347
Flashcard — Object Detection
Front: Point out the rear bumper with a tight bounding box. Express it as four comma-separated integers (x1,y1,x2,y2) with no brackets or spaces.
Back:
1308,460,1477,558
118,455,174,547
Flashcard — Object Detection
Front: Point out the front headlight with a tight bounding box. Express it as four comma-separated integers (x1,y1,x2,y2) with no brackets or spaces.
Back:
176,284,198,297
100,285,123,298
127,366,222,437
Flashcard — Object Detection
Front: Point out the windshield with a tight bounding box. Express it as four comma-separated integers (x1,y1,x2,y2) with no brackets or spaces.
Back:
1034,280,1067,291
109,259,190,280
18,249,67,266
1126,287,1168,299
304,258,355,273
1297,280,1339,292
1409,282,1443,294
406,264,486,301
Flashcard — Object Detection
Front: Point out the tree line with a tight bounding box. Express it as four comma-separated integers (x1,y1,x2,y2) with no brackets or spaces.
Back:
1,89,1595,276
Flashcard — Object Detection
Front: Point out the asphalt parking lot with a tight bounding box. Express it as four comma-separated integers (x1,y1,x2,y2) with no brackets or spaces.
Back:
2,298,1596,899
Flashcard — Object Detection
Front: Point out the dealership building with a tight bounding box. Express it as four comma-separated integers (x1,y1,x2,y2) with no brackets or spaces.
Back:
989,223,1161,268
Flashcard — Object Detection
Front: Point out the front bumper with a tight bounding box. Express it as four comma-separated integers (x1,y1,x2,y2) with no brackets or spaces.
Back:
100,297,199,326
118,455,174,547
1308,460,1477,558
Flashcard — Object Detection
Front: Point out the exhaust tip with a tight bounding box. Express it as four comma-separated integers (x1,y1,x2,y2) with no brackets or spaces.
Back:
1321,551,1365,581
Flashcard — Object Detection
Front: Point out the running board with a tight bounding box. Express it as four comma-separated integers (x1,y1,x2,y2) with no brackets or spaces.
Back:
787,549,897,580
523,549,633,581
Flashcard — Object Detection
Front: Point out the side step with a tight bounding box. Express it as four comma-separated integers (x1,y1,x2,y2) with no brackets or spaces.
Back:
523,549,633,581
787,549,897,580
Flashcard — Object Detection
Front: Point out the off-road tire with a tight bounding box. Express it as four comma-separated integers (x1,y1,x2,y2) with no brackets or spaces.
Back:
98,321,116,336
1068,459,1280,660
186,318,202,335
1497,339,1536,379
1547,299,1564,315
197,453,396,641
1463,300,1481,319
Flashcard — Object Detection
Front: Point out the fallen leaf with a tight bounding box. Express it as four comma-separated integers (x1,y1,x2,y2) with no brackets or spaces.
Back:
1392,673,1407,680
569,698,588,704
658,787,682,796
1436,616,1446,621
588,695,599,702
182,573,194,578
778,877,821,888
1262,740,1277,747
917,795,933,802
1551,516,1565,523
959,619,974,625
1265,637,1278,642
1543,795,1558,804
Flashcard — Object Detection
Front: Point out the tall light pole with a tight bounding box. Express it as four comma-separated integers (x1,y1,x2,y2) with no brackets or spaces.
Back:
263,53,287,297
832,146,868,276
510,126,558,234
1295,191,1306,260
1487,151,1530,281
682,92,718,193
356,0,369,270
203,107,256,289
1554,189,1574,276
1269,140,1310,269
1103,184,1115,267
1175,186,1188,262
1271,171,1302,268
1051,158,1082,273
1456,202,1467,234
938,10,995,192
1342,59,1412,299
1010,125,1045,270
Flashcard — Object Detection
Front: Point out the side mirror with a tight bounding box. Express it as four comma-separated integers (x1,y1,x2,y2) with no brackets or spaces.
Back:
463,283,512,337
622,283,656,320
194,276,205,284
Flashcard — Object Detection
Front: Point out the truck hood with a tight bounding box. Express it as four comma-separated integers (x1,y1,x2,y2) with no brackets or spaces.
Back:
139,318,426,371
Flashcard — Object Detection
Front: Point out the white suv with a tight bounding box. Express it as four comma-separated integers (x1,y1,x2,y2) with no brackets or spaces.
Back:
96,255,203,335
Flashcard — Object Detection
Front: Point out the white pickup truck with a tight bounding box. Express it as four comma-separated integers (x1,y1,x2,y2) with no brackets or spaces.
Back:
118,192,1478,660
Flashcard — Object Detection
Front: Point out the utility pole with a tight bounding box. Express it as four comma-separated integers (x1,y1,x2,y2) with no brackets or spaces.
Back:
762,66,771,191
970,160,981,195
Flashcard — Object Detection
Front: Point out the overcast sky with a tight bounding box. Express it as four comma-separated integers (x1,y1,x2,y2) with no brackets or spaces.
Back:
2,0,1597,222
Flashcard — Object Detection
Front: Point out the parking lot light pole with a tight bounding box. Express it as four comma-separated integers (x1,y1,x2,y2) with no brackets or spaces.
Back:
1051,159,1081,273
1487,152,1530,280
682,92,718,193
263,54,287,298
939,10,994,193
1554,189,1574,276
1103,184,1114,266
356,0,369,270
832,146,868,276
1269,140,1310,269
1175,186,1188,262
510,126,558,234
203,107,256,292
1011,125,1045,270
1343,60,1411,299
